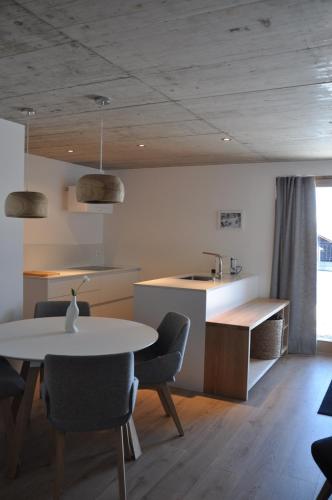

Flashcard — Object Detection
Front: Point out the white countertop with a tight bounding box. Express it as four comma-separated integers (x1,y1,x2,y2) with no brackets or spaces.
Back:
23,265,140,280
134,273,254,292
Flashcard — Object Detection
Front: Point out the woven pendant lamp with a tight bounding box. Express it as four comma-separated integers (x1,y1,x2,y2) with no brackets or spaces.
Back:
5,108,48,218
5,191,47,218
76,96,125,204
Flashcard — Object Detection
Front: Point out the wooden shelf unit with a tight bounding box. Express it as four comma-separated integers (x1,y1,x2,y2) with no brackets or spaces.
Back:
281,303,289,354
204,298,290,400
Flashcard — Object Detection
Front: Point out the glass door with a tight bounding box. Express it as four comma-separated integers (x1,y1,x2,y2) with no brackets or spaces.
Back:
316,179,332,341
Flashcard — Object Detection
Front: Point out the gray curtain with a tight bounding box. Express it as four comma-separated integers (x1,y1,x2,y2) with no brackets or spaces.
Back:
270,177,317,354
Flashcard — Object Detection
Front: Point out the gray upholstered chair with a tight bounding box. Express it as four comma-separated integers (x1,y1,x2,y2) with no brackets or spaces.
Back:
34,300,90,318
43,353,137,500
312,437,332,499
0,358,25,466
135,311,190,436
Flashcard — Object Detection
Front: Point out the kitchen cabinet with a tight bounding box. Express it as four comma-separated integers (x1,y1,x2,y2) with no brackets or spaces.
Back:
91,299,133,319
24,267,140,320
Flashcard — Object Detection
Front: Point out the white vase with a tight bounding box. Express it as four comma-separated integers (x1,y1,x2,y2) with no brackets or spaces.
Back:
65,295,79,333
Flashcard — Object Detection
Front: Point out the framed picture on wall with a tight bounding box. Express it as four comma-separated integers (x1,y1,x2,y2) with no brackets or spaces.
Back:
218,210,243,229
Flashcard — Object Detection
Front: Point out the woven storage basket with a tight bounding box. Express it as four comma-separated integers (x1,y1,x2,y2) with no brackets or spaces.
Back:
250,317,283,359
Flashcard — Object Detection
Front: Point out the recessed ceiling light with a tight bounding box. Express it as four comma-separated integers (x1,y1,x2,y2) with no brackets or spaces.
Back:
222,137,231,142
68,148,74,153
137,144,145,148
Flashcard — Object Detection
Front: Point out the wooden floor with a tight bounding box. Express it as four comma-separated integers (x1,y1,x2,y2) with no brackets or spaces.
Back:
1,355,332,500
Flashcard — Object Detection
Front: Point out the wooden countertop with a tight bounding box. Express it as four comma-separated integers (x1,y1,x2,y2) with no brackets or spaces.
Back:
207,298,289,329
24,271,61,277
23,266,140,280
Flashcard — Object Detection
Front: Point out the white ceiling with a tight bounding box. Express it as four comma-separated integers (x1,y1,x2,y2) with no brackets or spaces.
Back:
1,0,332,169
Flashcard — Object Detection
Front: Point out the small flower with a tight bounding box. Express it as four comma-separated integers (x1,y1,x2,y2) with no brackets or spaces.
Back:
71,275,91,296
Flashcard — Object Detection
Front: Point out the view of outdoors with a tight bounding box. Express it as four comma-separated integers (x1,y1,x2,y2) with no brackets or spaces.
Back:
317,186,332,340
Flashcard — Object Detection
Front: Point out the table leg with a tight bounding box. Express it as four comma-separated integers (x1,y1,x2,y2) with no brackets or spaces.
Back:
6,363,40,479
126,416,142,460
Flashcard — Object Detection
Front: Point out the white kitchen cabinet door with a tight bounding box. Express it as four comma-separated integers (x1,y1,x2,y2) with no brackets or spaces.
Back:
91,298,134,320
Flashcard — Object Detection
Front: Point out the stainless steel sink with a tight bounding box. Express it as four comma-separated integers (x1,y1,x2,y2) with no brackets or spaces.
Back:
69,266,120,271
180,275,215,281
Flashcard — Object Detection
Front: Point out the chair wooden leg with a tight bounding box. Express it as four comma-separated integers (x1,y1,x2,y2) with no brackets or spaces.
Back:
126,416,142,460
53,430,66,500
46,425,55,466
156,387,171,417
115,426,127,500
317,479,332,500
12,361,29,420
159,383,184,437
6,364,40,479
123,423,133,461
0,399,15,451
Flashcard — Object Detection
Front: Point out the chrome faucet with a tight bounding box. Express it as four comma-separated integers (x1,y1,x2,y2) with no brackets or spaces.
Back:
202,251,223,279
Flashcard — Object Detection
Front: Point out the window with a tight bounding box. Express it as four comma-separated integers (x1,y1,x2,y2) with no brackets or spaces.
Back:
316,177,332,341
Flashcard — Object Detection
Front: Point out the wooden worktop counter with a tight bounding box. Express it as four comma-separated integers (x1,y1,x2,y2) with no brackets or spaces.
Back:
207,298,290,330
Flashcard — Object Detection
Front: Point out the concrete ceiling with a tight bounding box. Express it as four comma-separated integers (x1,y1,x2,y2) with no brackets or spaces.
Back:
1,0,332,169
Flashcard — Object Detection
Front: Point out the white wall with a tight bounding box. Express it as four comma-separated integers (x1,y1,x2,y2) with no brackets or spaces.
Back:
24,155,105,269
104,161,332,296
0,118,24,321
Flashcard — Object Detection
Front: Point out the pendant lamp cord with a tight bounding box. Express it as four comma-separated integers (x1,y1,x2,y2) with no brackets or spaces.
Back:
25,113,30,191
99,108,104,173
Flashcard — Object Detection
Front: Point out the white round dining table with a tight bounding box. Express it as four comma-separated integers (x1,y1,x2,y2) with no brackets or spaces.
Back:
0,316,158,478
0,316,158,361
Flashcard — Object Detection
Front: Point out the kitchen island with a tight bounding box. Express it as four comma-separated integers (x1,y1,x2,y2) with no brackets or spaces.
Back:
134,273,258,392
